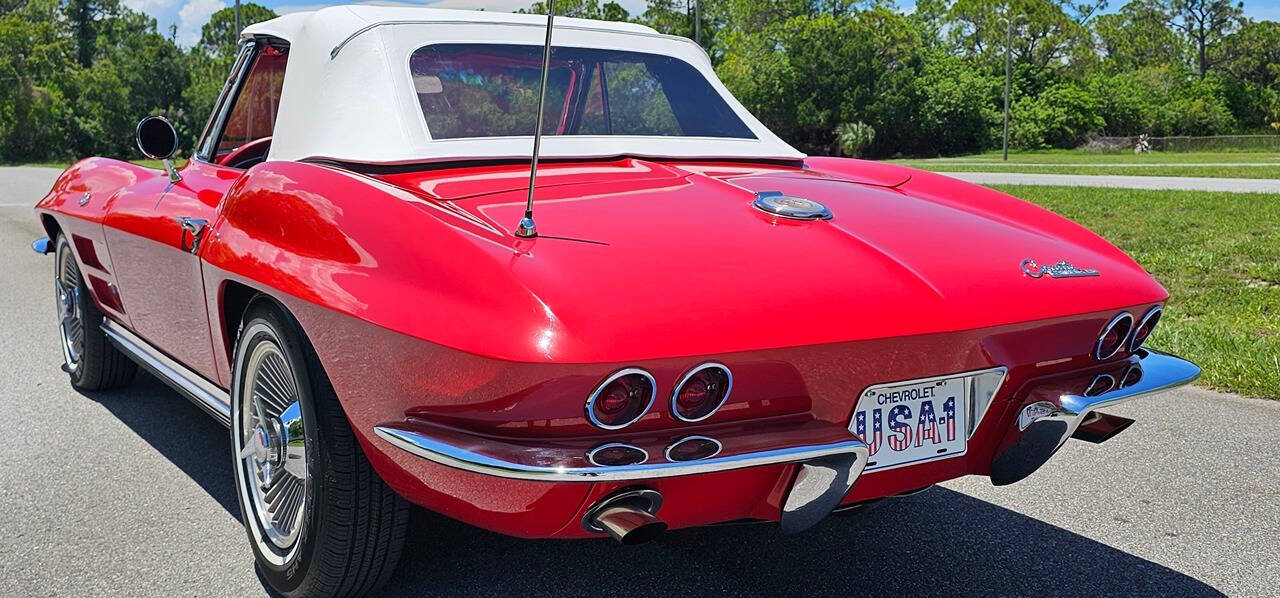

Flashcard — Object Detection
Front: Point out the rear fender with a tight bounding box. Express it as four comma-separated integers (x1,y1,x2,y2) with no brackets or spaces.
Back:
199,160,552,382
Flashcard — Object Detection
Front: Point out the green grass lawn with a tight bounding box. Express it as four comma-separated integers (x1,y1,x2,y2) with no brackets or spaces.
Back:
891,149,1280,179
999,184,1280,399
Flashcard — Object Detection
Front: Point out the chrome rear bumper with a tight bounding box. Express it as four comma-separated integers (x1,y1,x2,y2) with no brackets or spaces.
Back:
374,419,869,533
990,348,1199,485
374,422,868,483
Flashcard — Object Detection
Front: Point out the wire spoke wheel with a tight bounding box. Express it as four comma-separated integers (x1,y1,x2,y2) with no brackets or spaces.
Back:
56,245,84,370
50,234,136,391
230,307,408,596
236,338,309,561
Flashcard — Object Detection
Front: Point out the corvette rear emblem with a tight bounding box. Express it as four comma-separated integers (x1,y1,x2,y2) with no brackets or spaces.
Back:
1021,258,1099,279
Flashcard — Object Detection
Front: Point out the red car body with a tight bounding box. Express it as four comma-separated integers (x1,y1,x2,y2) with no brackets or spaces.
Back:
33,7,1199,552
34,152,1197,538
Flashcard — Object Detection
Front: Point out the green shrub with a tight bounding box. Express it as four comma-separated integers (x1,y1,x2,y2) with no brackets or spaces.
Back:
1010,82,1105,148
911,54,1001,155
835,121,876,157
1088,71,1160,135
1159,76,1236,135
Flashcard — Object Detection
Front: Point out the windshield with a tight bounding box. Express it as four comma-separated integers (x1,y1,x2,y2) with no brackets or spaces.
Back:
409,44,756,140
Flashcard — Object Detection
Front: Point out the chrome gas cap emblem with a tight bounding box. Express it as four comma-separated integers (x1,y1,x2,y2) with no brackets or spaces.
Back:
752,191,833,221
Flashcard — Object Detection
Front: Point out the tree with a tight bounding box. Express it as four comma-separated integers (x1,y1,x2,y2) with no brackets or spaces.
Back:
718,7,924,155
945,0,1093,74
63,0,119,67
198,3,276,59
1223,19,1280,86
521,0,630,20
641,0,736,56
1221,20,1280,129
1166,0,1244,78
1094,0,1185,72
0,0,74,161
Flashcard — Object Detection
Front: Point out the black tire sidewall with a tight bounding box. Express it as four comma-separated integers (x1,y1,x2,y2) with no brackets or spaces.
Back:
231,305,328,596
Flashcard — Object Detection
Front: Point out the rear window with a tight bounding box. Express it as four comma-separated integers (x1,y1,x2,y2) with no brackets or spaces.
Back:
409,44,755,140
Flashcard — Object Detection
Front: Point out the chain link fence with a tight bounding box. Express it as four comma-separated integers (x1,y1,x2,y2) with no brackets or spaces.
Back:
1081,135,1280,152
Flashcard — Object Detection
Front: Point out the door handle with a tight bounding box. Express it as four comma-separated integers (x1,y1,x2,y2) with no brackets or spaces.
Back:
176,217,209,255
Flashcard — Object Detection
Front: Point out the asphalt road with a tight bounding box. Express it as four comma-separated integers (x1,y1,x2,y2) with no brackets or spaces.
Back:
2,167,1278,597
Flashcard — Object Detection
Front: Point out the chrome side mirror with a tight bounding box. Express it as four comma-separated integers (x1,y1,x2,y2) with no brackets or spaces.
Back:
135,116,182,183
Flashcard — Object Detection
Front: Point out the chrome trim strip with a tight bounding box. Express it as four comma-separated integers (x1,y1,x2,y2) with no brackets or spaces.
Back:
1095,312,1134,360
32,237,53,255
670,362,732,423
585,367,657,430
101,319,231,426
373,425,868,482
968,367,1008,439
1129,305,1163,353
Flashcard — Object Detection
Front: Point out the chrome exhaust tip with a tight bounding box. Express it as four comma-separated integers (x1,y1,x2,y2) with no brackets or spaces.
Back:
1071,411,1135,444
592,505,667,545
582,488,667,545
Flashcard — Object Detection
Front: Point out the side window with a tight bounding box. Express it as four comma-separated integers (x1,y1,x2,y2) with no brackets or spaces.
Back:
215,46,287,162
196,43,254,160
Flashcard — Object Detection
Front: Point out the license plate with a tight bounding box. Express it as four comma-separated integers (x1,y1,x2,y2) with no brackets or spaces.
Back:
851,374,971,472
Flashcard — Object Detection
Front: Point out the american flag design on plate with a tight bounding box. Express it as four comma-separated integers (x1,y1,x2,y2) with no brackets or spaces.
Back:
852,375,970,472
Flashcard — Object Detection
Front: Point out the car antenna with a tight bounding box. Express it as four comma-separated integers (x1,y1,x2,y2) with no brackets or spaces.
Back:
515,0,556,239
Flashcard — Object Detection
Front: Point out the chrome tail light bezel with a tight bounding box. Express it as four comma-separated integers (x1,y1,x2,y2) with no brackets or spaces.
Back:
1129,306,1163,353
1095,312,1135,361
670,362,733,423
586,368,657,430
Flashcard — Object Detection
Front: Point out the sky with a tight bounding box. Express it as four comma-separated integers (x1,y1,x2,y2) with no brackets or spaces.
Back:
124,0,1280,49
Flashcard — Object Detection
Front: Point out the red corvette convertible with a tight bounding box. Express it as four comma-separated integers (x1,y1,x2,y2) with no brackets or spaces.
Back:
33,6,1199,597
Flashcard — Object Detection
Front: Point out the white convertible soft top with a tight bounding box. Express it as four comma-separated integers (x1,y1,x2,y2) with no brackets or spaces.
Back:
242,6,805,165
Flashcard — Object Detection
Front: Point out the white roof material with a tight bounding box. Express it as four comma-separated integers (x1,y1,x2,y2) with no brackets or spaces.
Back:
242,6,805,165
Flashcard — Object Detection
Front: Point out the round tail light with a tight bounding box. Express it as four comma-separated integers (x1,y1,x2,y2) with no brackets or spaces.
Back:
664,436,722,462
1084,373,1116,397
587,443,648,466
671,363,732,422
1094,312,1134,360
1129,306,1162,352
1120,364,1144,388
586,369,656,430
